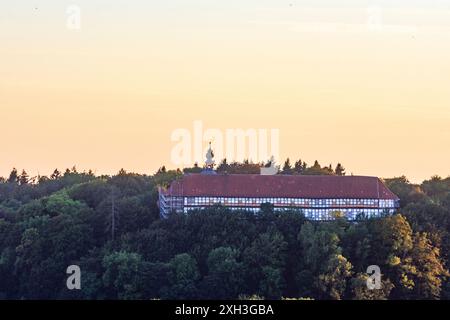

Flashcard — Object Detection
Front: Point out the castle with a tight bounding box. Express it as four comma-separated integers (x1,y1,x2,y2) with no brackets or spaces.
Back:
159,145,399,220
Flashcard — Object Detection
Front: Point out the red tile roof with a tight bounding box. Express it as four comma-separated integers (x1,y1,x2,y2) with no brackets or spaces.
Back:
165,174,399,200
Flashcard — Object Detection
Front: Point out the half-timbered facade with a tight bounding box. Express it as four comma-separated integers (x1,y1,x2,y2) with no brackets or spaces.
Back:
158,174,400,220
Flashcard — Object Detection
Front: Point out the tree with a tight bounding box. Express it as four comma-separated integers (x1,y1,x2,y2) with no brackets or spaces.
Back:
299,222,341,274
351,273,394,300
421,175,449,199
102,251,145,299
317,254,353,300
219,160,262,174
327,164,334,174
68,179,111,209
298,222,353,299
409,232,448,299
216,159,230,173
265,156,275,168
200,247,244,299
0,160,449,300
14,227,48,298
50,169,61,180
8,168,18,184
157,166,167,174
38,176,49,184
335,163,346,176
295,270,314,298
384,176,426,208
312,160,321,169
114,196,154,234
293,160,304,174
139,262,170,299
282,158,293,174
183,162,203,174
44,191,89,217
245,229,287,270
260,266,284,299
162,253,200,299
303,160,335,176
18,170,29,185
369,214,416,298
402,199,449,255
341,223,371,272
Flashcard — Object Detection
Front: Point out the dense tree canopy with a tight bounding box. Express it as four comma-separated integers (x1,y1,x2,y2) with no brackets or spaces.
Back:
0,165,449,300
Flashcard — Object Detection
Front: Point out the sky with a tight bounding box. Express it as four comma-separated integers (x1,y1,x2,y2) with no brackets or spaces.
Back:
1,0,450,183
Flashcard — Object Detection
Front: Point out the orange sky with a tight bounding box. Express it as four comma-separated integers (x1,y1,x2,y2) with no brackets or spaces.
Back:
1,2,449,183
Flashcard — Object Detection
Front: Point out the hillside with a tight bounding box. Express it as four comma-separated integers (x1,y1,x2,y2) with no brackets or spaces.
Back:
0,166,449,299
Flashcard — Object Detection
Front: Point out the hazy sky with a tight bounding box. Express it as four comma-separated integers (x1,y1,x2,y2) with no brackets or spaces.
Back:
1,1,450,183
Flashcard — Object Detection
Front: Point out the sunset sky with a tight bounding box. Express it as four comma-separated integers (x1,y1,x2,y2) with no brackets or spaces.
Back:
1,1,450,183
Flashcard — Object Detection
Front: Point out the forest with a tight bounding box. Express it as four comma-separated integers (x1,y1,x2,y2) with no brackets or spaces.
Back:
0,159,449,300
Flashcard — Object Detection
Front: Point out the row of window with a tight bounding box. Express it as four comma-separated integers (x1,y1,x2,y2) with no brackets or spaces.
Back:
184,197,396,208
379,199,395,208
181,207,395,220
302,208,390,220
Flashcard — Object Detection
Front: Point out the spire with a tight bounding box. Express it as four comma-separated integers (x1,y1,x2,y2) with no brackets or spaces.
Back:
205,141,215,169
202,142,217,175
